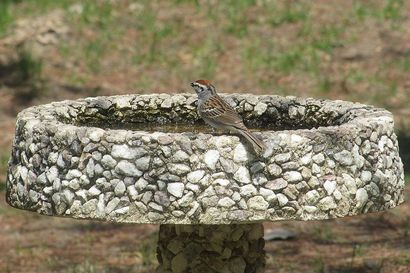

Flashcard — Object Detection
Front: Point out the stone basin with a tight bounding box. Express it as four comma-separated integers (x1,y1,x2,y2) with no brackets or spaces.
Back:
6,93,405,224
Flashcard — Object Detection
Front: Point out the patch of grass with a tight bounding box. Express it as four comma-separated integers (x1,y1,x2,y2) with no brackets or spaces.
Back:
318,76,333,94
313,224,335,243
132,6,176,65
0,0,15,37
270,49,303,73
269,2,310,26
135,232,158,266
16,50,43,82
312,25,343,54
61,261,106,273
0,153,9,192
313,256,325,273
84,40,105,73
346,69,365,84
383,0,404,20
352,1,371,20
400,54,410,72
192,36,220,79
223,0,256,37
405,174,410,185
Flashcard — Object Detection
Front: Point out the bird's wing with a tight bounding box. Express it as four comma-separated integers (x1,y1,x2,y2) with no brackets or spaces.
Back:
200,95,246,129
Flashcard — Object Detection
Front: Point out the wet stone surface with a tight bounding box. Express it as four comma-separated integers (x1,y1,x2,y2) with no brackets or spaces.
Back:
6,93,405,224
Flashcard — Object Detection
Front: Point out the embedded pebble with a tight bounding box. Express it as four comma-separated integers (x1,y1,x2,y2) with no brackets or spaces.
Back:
204,150,220,170
167,183,185,198
283,171,302,183
115,161,142,177
233,166,251,184
247,196,269,210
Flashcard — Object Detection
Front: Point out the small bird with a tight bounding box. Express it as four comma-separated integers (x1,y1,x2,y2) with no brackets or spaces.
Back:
190,79,266,155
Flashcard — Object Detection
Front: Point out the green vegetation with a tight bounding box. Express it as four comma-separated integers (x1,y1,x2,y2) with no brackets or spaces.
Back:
383,0,404,20
0,0,14,36
0,153,9,192
62,261,106,273
16,50,43,82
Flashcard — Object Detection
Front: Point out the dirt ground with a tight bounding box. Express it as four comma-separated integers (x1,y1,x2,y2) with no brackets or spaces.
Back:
0,1,409,272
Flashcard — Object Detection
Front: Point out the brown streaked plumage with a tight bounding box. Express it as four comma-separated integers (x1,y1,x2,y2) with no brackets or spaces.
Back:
190,80,266,155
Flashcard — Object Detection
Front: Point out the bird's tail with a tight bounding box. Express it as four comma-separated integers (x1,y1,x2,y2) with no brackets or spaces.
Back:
238,129,266,155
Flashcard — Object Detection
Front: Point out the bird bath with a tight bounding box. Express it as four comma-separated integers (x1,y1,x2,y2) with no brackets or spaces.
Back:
6,93,405,272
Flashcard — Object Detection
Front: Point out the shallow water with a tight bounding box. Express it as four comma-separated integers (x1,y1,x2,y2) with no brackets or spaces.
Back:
85,122,274,133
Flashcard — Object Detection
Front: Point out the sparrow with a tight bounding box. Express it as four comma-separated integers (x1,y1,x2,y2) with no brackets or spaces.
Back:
190,79,266,155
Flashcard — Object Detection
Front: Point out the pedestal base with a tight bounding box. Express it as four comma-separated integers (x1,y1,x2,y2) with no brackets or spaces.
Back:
156,224,265,273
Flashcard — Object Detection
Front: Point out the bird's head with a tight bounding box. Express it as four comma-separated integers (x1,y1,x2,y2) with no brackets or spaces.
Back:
190,79,217,99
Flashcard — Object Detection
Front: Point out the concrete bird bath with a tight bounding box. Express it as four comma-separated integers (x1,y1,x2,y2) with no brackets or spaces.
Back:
6,93,405,272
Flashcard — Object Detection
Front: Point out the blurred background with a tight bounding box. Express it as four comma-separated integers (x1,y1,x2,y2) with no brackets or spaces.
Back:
0,0,409,272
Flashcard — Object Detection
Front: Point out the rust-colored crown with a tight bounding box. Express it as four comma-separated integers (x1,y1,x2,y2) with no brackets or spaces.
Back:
195,79,211,85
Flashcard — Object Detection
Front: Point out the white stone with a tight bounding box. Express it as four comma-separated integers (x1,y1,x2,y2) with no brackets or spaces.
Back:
267,164,282,177
82,199,98,215
274,153,291,163
290,134,304,147
312,154,325,165
187,170,205,184
240,184,257,197
318,196,337,211
303,205,317,213
114,181,126,196
68,179,80,190
101,155,117,169
149,202,163,212
167,183,184,198
333,189,342,200
115,161,142,177
233,166,251,184
178,192,194,207
254,102,267,115
265,178,288,190
135,156,150,171
47,166,59,182
233,144,248,163
172,150,189,162
283,171,302,183
324,180,336,195
259,188,276,201
218,197,236,208
355,188,368,208
342,173,357,194
277,193,288,206
204,150,220,170
112,144,146,159
168,163,190,175
252,173,268,185
127,186,138,200
312,163,321,174
247,196,269,210
88,185,101,196
89,128,105,142
106,197,120,214
135,177,148,191
114,207,129,215
334,150,353,166
305,190,320,204
360,171,372,183
213,179,230,186
300,153,312,165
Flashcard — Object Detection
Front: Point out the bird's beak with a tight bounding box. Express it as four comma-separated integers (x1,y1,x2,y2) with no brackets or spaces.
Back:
190,82,195,87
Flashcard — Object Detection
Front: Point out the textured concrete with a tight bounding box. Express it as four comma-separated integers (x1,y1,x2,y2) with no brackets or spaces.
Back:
6,93,405,224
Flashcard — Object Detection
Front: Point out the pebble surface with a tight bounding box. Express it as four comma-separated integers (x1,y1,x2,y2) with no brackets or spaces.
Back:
5,93,405,224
